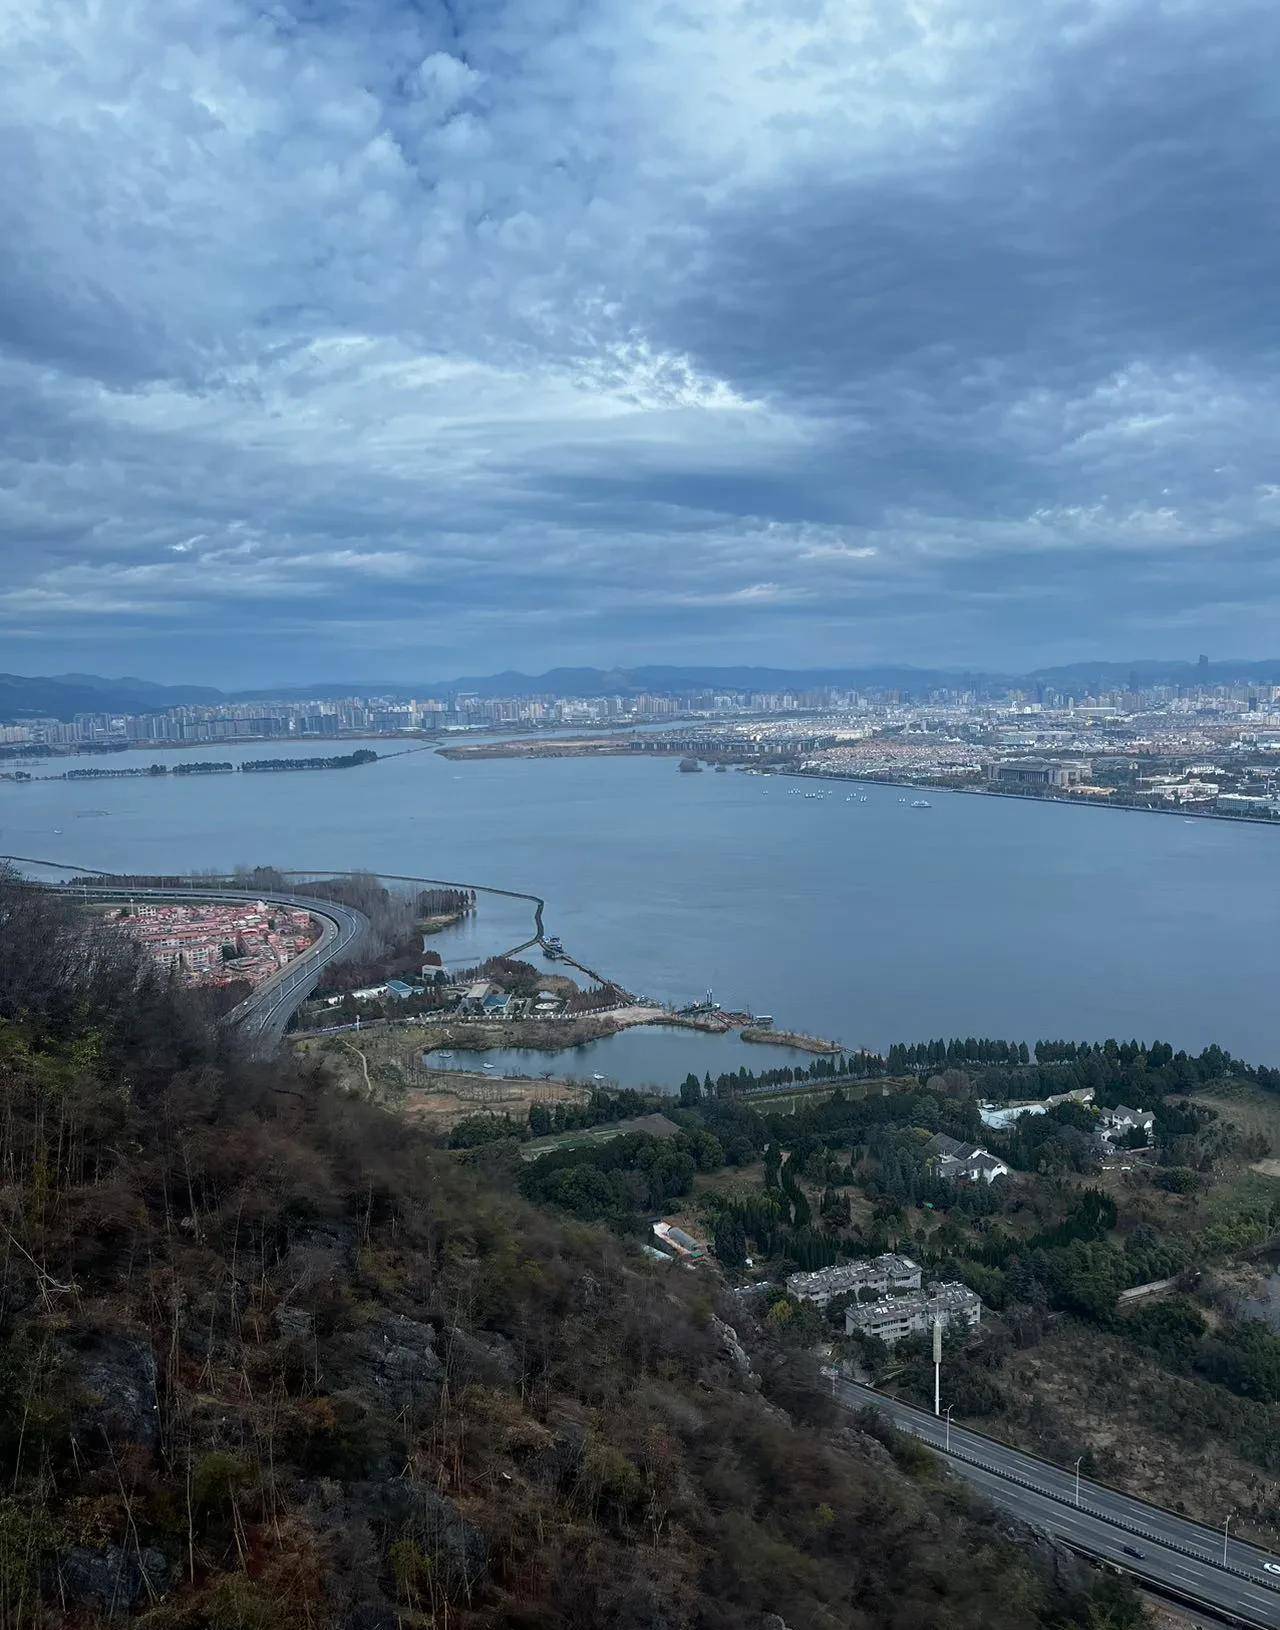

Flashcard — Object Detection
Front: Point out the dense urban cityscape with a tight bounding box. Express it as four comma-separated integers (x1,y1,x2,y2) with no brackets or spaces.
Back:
6,663,1280,818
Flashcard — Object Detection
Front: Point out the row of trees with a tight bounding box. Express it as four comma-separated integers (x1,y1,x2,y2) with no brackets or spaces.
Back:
448,1087,657,1147
416,886,475,917
242,748,379,771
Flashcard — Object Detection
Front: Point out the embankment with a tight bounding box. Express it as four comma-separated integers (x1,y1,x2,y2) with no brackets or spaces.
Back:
742,1025,841,1054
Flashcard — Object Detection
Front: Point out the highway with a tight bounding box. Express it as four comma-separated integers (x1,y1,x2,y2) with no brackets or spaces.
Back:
837,1380,1280,1628
65,882,368,1053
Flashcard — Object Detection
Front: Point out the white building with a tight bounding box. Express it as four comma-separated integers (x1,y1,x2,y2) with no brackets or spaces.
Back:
1100,1105,1154,1145
928,1134,1009,1183
845,1281,983,1345
786,1254,921,1308
979,1086,1094,1130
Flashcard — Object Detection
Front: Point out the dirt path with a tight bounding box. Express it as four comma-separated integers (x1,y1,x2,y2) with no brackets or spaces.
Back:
342,1038,372,1094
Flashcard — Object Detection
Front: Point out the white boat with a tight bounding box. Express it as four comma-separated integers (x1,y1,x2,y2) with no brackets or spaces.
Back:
592,1072,606,1080
911,799,932,809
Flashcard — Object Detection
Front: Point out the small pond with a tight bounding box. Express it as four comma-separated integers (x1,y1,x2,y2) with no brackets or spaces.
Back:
426,1023,828,1095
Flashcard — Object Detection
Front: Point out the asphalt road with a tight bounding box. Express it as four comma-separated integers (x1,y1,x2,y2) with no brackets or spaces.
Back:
837,1380,1280,1629
72,883,369,1052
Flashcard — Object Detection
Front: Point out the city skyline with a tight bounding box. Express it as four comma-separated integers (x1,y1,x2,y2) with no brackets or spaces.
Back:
3,2,1279,680
8,651,1280,718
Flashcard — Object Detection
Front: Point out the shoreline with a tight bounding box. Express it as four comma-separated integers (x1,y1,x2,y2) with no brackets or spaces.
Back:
783,767,1280,828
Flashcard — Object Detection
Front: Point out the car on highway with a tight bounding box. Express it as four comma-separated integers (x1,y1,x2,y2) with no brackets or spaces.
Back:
1264,1562,1280,1575
1121,1546,1144,1560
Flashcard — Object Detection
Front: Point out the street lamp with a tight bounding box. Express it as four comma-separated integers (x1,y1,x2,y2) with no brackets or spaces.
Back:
944,1404,954,1453
1224,1514,1234,1567
1074,1456,1084,1509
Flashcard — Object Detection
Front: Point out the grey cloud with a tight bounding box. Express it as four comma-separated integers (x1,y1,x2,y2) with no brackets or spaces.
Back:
0,0,1278,679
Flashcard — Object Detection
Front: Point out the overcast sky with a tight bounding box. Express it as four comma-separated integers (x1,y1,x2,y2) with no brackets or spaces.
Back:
2,0,1278,683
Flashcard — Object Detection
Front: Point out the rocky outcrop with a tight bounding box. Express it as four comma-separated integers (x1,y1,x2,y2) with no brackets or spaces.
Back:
331,1314,444,1413
710,1314,752,1376
444,1325,518,1387
309,1477,488,1615
55,1544,168,1617
68,1334,160,1454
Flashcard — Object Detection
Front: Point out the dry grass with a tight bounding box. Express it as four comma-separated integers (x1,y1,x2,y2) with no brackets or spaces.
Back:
296,1028,589,1129
1191,1082,1280,1153
972,1324,1280,1549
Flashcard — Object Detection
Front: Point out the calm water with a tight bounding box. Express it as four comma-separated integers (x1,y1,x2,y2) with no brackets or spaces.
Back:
5,740,1280,1061
432,1024,823,1093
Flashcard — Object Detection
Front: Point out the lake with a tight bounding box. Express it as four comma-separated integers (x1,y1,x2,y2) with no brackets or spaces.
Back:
5,739,1280,1062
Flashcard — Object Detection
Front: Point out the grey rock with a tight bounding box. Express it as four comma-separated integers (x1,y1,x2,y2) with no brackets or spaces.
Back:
444,1325,518,1386
710,1314,752,1375
341,1603,400,1630
528,1421,587,1489
832,1424,893,1469
56,1545,167,1616
278,1222,356,1294
71,1334,160,1453
274,1304,315,1341
576,1270,604,1309
334,1314,443,1412
310,1478,487,1603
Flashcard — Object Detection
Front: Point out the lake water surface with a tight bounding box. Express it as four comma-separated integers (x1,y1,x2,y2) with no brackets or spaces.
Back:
433,1024,826,1093
6,740,1280,1061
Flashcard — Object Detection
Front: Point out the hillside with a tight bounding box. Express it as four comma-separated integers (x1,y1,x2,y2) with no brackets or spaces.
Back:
0,873,1133,1629
0,673,222,722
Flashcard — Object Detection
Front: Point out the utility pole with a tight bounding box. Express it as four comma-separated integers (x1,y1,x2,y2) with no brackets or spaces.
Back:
1223,1514,1233,1567
932,1318,942,1417
1074,1456,1083,1509
944,1403,953,1453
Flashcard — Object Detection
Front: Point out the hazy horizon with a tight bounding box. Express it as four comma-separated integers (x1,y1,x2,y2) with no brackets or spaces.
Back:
5,651,1280,699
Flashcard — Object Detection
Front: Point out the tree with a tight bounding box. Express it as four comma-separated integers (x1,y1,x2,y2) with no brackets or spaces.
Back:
713,1216,748,1270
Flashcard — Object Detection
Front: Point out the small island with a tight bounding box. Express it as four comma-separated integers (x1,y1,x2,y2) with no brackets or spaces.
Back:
240,748,380,772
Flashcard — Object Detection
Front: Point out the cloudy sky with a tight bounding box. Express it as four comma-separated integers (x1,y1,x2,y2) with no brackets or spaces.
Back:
2,0,1278,683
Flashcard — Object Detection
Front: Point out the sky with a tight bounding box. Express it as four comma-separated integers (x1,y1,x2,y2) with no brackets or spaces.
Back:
2,0,1278,685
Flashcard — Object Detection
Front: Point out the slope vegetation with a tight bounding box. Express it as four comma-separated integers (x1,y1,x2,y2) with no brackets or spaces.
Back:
0,874,1130,1629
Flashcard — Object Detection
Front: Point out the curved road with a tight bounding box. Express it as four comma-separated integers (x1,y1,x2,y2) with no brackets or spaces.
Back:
48,881,368,1053
837,1380,1280,1628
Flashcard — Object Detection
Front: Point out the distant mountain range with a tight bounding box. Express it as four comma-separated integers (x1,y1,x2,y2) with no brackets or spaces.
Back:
4,660,1280,721
232,660,1280,701
0,672,224,722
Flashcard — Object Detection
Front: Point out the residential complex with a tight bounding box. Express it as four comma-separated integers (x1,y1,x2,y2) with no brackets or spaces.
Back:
844,1281,984,1345
106,901,316,989
781,1252,985,1348
786,1254,922,1308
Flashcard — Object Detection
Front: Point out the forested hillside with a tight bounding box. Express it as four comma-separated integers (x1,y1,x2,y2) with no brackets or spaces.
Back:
0,874,1131,1629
